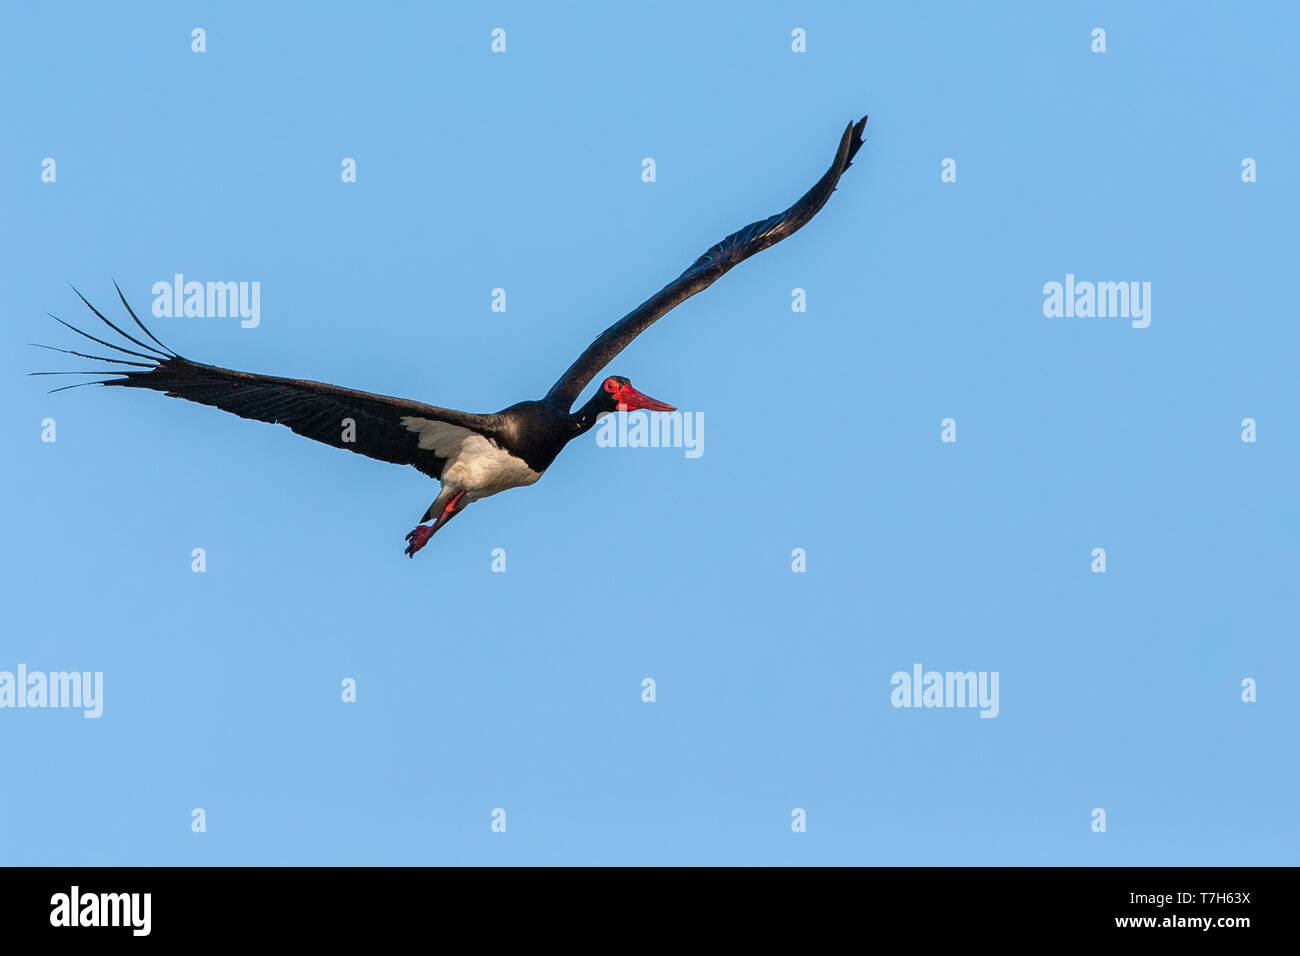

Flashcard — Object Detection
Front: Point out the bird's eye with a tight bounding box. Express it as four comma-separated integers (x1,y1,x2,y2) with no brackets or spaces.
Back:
605,380,618,392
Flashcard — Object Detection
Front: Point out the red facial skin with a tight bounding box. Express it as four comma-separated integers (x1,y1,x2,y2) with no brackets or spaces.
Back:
604,379,675,412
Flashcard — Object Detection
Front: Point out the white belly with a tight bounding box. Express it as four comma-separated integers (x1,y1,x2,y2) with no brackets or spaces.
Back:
441,434,541,501
401,416,541,501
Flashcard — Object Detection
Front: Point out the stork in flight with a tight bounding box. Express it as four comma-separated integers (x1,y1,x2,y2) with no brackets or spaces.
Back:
36,117,868,557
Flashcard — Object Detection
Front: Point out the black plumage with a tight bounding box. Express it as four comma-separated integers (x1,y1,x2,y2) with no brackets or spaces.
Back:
545,116,867,408
35,117,869,553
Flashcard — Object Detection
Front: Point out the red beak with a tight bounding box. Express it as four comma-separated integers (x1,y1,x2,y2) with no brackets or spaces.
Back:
617,384,676,412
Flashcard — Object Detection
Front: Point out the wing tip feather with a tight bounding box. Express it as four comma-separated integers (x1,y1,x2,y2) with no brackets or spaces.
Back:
843,114,868,169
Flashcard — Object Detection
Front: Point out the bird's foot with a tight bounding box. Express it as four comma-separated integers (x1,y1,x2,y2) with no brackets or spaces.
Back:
404,490,468,558
404,525,435,558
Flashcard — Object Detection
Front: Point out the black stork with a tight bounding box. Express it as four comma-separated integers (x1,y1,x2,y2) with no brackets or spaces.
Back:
36,116,867,557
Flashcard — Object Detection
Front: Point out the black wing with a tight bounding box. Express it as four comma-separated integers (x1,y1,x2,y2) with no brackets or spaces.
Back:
34,284,498,480
545,115,868,409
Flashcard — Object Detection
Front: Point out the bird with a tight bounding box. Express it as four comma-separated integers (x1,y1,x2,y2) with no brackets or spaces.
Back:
35,116,868,557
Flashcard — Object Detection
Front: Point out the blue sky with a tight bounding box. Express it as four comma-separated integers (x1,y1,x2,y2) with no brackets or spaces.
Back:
2,1,1296,865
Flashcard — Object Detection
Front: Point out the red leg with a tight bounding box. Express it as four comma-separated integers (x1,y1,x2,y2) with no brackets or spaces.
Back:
403,490,467,558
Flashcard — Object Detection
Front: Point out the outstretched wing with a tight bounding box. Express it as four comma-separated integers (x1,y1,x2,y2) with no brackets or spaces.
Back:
34,284,499,480
545,115,868,409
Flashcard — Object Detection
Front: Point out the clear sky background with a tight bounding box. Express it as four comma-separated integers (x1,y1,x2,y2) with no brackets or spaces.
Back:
2,2,1296,865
